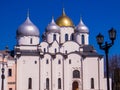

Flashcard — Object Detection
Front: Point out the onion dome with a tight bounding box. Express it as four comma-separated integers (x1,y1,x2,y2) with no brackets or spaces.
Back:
46,17,60,33
17,14,40,37
76,18,89,33
56,8,74,27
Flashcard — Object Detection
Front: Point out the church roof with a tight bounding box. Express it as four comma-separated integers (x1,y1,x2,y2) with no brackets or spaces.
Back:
82,45,103,57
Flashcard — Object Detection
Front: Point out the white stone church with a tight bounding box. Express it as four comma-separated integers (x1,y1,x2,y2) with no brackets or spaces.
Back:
0,9,111,90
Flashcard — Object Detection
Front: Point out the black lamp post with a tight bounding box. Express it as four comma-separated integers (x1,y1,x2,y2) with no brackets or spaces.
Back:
96,28,116,90
1,54,5,90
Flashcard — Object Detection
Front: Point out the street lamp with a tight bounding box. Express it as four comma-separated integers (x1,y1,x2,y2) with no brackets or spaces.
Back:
96,28,116,90
1,54,5,90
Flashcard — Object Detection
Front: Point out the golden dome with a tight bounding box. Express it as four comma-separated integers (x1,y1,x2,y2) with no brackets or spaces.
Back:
56,9,74,27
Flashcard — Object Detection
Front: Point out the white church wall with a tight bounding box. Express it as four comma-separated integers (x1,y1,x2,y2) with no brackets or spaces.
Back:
39,42,49,53
47,33,60,43
99,57,106,89
16,56,40,90
40,54,51,90
85,34,89,45
17,36,39,45
75,34,81,44
60,41,79,54
17,45,38,50
52,54,63,90
47,33,53,43
63,55,70,90
60,27,74,43
75,33,89,45
83,57,99,90
49,41,59,53
64,53,81,90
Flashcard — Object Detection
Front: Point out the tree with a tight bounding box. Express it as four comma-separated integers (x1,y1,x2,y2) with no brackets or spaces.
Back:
109,54,120,75
109,54,120,90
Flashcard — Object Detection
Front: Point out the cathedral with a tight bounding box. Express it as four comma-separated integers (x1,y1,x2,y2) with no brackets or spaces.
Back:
0,9,111,90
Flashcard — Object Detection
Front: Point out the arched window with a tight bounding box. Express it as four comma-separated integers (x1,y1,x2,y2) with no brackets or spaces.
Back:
58,60,61,64
73,70,80,78
71,33,74,41
69,59,71,64
8,69,12,76
30,38,32,44
65,34,68,41
28,78,32,89
9,88,12,90
46,78,49,90
58,78,61,89
53,34,56,41
34,61,37,64
55,48,57,53
91,78,94,89
44,48,46,53
46,59,49,64
65,50,67,54
81,35,85,44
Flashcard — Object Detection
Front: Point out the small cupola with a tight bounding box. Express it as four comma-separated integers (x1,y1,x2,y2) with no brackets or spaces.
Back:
46,17,60,33
16,13,40,37
75,18,89,33
56,8,74,27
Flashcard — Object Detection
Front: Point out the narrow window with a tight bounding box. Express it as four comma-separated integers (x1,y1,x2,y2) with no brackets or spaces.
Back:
81,35,85,44
71,33,74,41
9,88,12,90
53,34,56,41
73,70,80,78
46,59,49,64
58,78,61,89
35,61,37,64
46,78,49,90
8,69,12,76
69,59,71,64
55,48,57,53
30,38,32,44
91,78,94,89
65,34,68,41
65,50,67,54
58,60,61,64
28,78,32,89
44,48,46,53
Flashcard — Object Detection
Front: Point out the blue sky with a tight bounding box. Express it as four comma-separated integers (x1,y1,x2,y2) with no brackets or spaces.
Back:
0,0,120,56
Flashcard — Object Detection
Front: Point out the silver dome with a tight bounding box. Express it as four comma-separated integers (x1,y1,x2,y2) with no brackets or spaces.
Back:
76,19,89,33
46,17,60,33
17,16,40,37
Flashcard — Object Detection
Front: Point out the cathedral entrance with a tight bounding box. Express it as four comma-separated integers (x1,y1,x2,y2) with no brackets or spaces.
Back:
72,81,79,90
